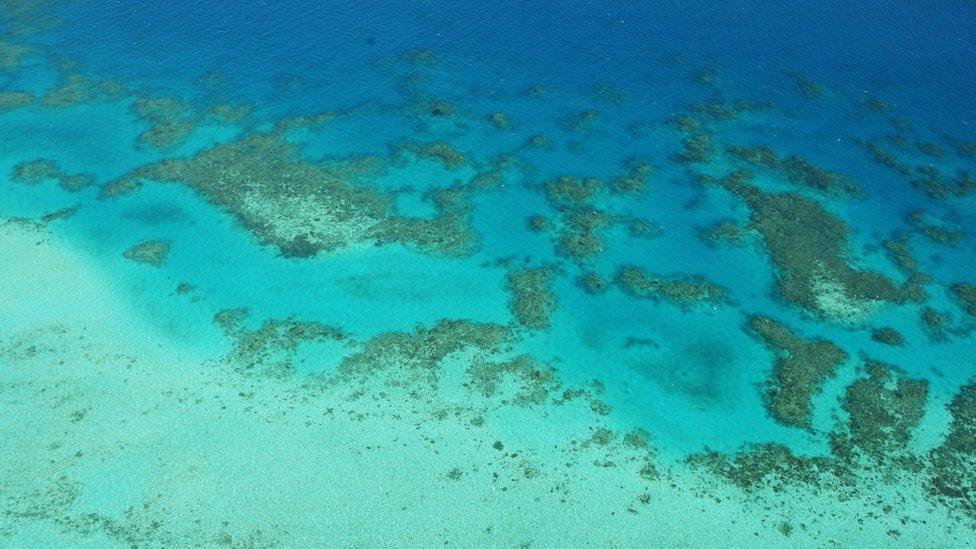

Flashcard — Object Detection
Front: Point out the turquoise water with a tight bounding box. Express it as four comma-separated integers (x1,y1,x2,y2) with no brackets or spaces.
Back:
2,1,976,546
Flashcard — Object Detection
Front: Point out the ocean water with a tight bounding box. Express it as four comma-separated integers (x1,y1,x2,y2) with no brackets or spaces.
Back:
2,0,976,546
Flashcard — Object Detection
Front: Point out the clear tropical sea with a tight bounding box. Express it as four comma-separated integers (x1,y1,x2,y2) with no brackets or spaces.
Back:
2,0,976,546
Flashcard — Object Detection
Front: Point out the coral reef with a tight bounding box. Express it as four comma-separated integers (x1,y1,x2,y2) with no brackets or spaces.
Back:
840,360,927,462
337,320,512,388
727,146,862,195
916,142,946,158
615,265,728,308
871,327,905,346
42,74,122,107
698,219,749,247
927,383,976,521
467,354,559,406
609,159,654,195
398,140,468,170
122,240,171,267
526,215,552,233
0,39,31,70
788,71,824,99
747,316,848,430
863,141,911,176
911,168,976,200
0,90,33,110
690,358,931,506
103,130,481,258
711,171,906,320
626,219,661,239
950,283,976,316
576,272,608,295
920,307,951,342
216,311,347,377
688,443,837,492
11,158,94,192
132,96,199,150
505,267,558,330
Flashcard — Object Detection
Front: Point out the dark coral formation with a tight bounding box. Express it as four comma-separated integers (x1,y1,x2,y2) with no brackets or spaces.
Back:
919,225,964,246
950,283,976,316
103,130,481,258
11,158,94,192
727,146,862,195
881,237,929,303
927,383,976,521
609,159,654,195
398,140,468,170
871,327,905,347
626,218,661,239
371,183,481,257
216,310,347,377
122,240,171,267
526,215,552,233
132,96,199,150
689,443,838,492
916,142,946,158
615,265,728,308
577,272,608,295
710,171,908,320
0,38,31,70
337,320,512,388
920,307,951,342
0,90,33,110
690,360,932,505
208,103,254,124
467,354,559,406
555,209,614,261
863,141,911,176
42,74,123,107
911,168,976,200
698,219,749,247
505,267,558,330
840,360,928,463
747,316,847,430
535,175,620,263
788,71,824,99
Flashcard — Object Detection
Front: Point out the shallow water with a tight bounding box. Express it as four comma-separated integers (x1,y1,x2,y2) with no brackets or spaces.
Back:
2,1,976,546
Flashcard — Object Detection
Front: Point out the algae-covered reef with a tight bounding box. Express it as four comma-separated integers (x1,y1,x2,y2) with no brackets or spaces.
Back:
467,354,559,407
103,131,481,258
927,383,976,521
746,316,847,430
689,443,839,493
336,319,513,387
690,359,935,509
12,158,94,192
726,146,862,196
950,283,976,316
505,267,559,330
214,308,348,377
698,219,750,247
538,175,614,263
871,326,905,346
840,360,928,464
709,171,910,320
615,265,728,308
0,90,33,111
122,240,171,267
531,160,653,265
911,168,976,200
132,96,200,150
920,307,952,342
